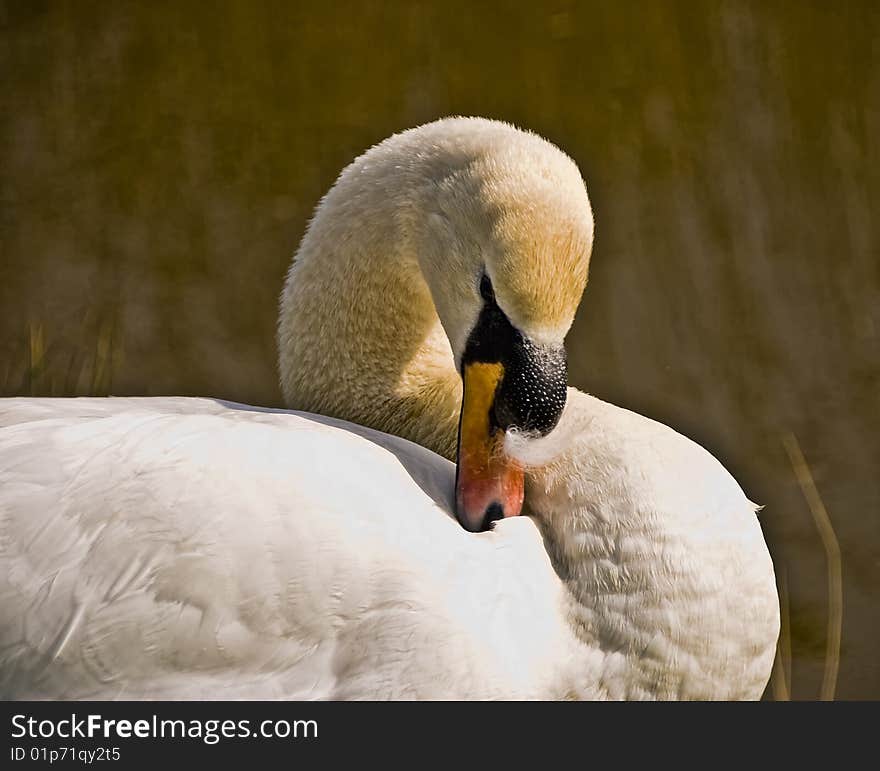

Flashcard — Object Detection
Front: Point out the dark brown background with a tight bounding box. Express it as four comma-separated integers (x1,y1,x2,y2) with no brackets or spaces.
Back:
1,0,877,698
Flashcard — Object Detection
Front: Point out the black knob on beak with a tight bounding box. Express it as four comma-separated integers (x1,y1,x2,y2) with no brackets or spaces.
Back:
492,339,567,436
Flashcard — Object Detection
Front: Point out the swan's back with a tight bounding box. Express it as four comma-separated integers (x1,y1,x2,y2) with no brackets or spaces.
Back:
0,398,566,699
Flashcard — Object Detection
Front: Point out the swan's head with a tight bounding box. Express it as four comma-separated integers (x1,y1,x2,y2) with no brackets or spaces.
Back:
280,117,592,532
405,119,594,531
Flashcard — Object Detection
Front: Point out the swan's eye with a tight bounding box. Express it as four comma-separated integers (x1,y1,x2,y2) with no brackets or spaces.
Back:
479,274,495,303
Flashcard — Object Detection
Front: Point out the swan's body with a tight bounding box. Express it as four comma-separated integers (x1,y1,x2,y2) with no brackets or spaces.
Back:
0,394,776,699
0,117,779,699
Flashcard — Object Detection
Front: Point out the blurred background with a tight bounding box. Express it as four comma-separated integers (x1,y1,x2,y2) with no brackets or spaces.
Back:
1,0,877,699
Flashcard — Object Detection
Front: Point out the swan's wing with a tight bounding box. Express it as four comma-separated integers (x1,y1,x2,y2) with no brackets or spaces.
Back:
0,398,505,699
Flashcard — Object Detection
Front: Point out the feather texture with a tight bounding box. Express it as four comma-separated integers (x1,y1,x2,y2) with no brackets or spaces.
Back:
0,394,777,699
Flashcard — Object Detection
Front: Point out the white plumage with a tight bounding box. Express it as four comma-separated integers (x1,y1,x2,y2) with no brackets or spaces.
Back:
0,118,779,699
0,394,777,699
1,398,563,699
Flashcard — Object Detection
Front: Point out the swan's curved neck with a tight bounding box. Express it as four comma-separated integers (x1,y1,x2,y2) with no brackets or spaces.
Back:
278,172,461,460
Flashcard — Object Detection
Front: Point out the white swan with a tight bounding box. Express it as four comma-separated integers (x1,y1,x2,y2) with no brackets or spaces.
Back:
0,117,779,699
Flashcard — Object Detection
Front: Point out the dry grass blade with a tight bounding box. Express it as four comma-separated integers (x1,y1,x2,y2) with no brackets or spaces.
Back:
771,566,792,701
782,431,843,701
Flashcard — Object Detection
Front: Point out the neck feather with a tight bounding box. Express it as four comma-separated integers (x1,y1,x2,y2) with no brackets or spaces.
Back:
278,165,461,460
517,390,779,699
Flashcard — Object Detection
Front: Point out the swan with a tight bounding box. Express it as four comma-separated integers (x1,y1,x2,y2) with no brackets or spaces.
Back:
0,117,779,699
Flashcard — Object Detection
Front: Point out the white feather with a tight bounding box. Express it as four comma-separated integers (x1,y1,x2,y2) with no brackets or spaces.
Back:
0,393,778,699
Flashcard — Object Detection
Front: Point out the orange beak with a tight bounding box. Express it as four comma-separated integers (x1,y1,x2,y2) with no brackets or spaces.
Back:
454,361,525,532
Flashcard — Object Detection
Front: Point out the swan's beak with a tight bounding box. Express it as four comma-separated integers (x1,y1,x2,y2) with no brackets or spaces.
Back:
455,274,568,531
455,361,525,532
